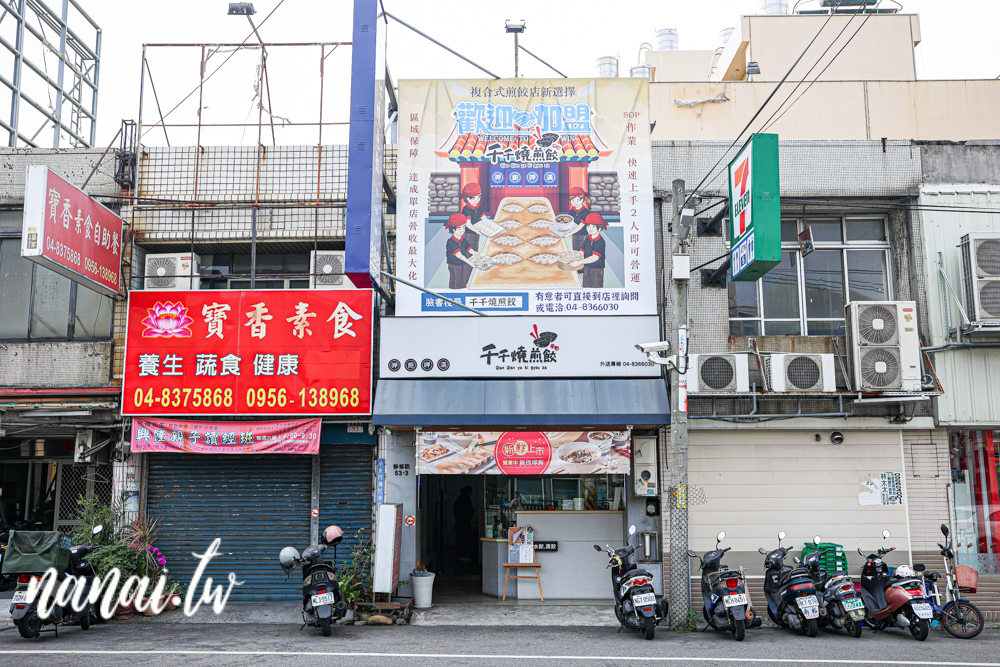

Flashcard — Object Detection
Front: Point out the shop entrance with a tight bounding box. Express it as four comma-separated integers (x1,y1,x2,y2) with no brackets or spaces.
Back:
418,474,485,601
0,459,111,533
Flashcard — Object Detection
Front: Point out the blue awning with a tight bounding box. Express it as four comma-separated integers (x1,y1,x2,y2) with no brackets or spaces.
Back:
373,379,669,428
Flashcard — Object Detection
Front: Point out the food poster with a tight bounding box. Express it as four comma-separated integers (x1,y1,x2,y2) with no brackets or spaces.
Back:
396,79,656,316
414,431,631,475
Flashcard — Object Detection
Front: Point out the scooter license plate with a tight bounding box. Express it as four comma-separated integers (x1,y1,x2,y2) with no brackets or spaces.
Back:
632,593,656,607
11,591,28,604
795,595,818,609
842,597,865,611
911,602,934,619
723,594,747,608
311,593,335,607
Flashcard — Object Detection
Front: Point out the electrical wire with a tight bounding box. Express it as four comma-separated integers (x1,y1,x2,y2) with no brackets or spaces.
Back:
781,198,1000,215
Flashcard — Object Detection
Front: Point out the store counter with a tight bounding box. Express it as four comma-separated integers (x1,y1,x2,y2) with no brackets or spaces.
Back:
481,511,622,600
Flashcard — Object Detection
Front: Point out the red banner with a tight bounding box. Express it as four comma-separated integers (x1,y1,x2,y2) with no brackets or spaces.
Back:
130,417,320,454
122,289,373,416
21,166,123,296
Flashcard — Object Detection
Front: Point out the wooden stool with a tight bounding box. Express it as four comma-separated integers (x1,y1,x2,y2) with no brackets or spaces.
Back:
502,559,543,601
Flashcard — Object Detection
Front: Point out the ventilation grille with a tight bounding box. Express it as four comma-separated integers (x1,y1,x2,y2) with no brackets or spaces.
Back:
145,256,177,288
785,355,823,391
975,239,1000,277
855,303,898,346
313,252,345,286
980,283,1000,319
698,355,737,392
859,347,902,390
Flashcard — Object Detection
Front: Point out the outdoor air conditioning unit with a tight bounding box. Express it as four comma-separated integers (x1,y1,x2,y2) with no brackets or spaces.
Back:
310,250,355,290
961,232,1000,324
845,301,922,392
143,253,201,290
767,354,836,392
688,353,750,393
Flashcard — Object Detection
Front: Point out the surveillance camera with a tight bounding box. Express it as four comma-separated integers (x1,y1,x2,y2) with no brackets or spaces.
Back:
636,341,670,354
830,431,845,445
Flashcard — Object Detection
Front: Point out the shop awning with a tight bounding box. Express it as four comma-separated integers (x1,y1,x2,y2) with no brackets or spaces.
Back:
373,379,669,428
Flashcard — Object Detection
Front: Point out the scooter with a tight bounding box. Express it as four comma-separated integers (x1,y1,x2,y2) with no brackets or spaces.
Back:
9,525,104,639
800,535,865,638
858,528,934,641
594,524,668,640
687,530,760,641
917,523,984,639
279,525,349,637
758,530,821,636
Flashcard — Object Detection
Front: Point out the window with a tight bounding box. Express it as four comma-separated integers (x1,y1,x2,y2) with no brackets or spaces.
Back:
728,217,891,336
197,253,312,290
0,238,114,341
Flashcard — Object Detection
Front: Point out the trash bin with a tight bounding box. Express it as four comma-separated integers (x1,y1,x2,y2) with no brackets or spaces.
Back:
412,571,436,608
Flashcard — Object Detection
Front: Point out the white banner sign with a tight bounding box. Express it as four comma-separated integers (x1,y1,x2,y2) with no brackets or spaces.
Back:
380,316,661,378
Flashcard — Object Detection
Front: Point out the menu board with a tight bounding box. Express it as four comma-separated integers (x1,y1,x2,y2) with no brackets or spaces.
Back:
414,431,630,475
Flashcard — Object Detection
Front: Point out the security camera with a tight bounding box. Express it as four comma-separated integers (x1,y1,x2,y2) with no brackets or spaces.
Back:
636,341,670,354
830,431,845,445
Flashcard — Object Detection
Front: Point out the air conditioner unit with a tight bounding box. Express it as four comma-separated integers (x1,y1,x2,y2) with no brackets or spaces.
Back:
768,354,836,392
688,353,750,393
845,301,921,392
144,253,200,290
310,250,356,290
961,233,1000,324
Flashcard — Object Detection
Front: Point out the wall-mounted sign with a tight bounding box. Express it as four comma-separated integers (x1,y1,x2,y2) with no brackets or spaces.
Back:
380,315,660,378
130,417,320,454
798,226,815,257
534,542,558,552
729,133,780,281
122,289,373,416
395,78,656,316
21,165,123,296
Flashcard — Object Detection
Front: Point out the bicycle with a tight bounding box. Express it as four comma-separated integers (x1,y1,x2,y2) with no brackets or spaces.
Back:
916,523,984,639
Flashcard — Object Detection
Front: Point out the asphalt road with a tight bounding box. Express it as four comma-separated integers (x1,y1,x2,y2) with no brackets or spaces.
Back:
0,621,998,667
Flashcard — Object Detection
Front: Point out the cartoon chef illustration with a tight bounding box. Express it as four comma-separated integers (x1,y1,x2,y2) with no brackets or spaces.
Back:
460,182,488,252
569,212,608,288
562,186,592,251
445,212,478,289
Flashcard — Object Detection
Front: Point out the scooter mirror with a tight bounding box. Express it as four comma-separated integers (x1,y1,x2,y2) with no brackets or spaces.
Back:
940,523,949,538
594,545,603,552
913,563,925,572
716,531,726,543
858,547,865,556
629,525,637,536
687,550,698,558
813,535,821,545
882,529,891,539
778,531,786,541
92,524,104,535
759,548,767,555
793,556,801,564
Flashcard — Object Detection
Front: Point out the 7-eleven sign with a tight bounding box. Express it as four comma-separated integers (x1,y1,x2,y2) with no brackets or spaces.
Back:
728,134,781,281
731,149,752,237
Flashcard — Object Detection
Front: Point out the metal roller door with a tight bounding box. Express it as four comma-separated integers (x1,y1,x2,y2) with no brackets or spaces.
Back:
319,444,374,565
146,454,312,601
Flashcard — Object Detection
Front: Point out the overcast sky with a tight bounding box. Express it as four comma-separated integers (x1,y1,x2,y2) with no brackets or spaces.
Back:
83,0,1000,147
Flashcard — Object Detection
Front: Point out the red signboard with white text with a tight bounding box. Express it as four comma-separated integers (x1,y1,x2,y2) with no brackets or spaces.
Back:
21,166,123,296
122,289,373,416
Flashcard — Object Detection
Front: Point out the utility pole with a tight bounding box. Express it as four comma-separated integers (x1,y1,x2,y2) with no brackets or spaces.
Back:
505,20,525,77
668,178,690,628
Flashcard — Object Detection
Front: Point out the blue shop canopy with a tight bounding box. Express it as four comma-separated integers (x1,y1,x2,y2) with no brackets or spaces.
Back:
373,379,669,428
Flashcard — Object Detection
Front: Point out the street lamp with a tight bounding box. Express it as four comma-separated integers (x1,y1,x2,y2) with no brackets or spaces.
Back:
228,2,256,15
505,20,526,77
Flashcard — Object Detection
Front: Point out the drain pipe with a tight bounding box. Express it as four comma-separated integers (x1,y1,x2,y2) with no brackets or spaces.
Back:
922,342,1000,354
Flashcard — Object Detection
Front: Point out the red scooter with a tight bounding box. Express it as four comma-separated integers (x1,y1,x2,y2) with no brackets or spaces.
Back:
858,529,934,640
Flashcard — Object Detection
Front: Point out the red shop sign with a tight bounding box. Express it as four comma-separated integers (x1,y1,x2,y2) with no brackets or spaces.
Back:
495,432,553,475
122,289,373,416
21,166,123,296
131,417,320,454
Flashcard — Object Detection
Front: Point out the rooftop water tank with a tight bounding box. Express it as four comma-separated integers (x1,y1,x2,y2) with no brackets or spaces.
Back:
718,27,735,49
629,65,652,81
655,28,679,52
757,0,789,13
597,56,619,78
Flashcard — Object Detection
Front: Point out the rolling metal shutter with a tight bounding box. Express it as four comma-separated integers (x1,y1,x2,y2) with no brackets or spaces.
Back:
319,444,374,566
146,454,312,601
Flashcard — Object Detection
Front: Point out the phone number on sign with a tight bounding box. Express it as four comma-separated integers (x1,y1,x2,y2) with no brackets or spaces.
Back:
131,386,361,409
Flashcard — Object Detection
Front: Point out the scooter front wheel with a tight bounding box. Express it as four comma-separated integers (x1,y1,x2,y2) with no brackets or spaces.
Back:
942,600,984,639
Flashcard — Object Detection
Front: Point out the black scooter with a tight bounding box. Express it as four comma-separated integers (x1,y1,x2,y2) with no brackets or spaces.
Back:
279,525,349,636
688,530,760,641
594,525,668,640
758,530,821,636
801,535,865,638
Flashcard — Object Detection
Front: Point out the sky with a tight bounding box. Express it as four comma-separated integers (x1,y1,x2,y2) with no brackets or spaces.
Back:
78,0,1000,147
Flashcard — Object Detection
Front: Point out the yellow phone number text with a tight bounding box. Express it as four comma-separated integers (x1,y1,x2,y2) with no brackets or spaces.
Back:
131,386,360,409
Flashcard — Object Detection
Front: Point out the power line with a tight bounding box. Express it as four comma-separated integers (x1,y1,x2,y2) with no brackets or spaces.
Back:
781,199,1000,215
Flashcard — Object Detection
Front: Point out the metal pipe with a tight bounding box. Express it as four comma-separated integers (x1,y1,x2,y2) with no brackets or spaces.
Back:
90,26,100,146
518,43,567,78
143,41,350,47
80,125,121,190
144,57,170,146
384,11,501,79
51,0,68,147
921,342,1000,354
8,0,24,147
380,270,488,316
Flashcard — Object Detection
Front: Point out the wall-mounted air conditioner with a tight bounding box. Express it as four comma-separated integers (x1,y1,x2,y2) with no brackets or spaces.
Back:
961,233,1000,323
143,253,200,291
767,353,836,393
688,353,750,393
310,250,356,290
845,301,921,392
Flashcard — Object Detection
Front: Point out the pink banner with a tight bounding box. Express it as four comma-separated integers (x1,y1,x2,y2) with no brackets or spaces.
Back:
131,417,320,454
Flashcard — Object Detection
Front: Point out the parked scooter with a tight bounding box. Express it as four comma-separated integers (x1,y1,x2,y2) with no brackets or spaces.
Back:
687,530,760,641
9,525,104,638
800,535,865,638
279,525,349,636
917,523,984,639
594,525,668,640
759,531,821,636
858,529,934,640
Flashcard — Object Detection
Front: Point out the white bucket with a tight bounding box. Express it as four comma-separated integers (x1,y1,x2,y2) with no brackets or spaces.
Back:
412,572,436,608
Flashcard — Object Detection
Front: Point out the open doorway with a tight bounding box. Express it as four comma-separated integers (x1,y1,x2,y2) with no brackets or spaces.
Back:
418,474,485,601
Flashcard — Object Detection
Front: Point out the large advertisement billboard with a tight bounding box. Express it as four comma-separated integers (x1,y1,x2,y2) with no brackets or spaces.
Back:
395,78,656,316
122,289,373,416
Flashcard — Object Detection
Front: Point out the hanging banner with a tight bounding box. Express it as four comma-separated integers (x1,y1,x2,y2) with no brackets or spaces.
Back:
21,166,123,296
122,289,373,416
130,417,320,454
415,431,630,475
729,133,781,281
396,78,656,316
